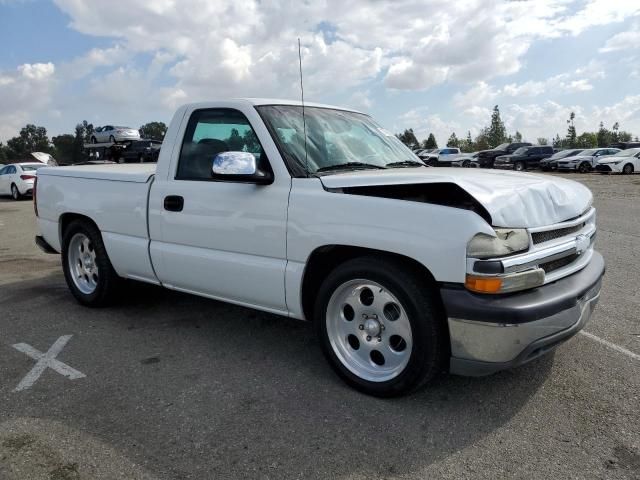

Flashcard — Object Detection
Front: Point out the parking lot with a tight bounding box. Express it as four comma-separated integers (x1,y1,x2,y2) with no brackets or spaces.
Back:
0,172,638,479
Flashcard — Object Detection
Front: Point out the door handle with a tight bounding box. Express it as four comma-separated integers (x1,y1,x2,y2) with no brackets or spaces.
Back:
164,195,184,212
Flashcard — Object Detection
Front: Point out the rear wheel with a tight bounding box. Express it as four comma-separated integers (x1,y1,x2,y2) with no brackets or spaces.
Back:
514,161,525,171
315,257,447,397
462,160,470,168
11,184,21,200
61,220,121,307
578,162,592,173
622,163,634,174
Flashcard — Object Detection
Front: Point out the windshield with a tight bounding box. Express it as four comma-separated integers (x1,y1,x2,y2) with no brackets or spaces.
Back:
20,164,47,171
493,143,510,150
614,149,639,157
257,105,419,175
576,149,597,156
512,147,528,155
551,149,582,159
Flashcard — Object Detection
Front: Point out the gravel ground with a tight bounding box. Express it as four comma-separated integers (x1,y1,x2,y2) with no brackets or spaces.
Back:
0,171,638,479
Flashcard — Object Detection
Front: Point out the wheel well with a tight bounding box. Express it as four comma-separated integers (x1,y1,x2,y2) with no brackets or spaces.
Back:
300,245,440,321
59,213,99,244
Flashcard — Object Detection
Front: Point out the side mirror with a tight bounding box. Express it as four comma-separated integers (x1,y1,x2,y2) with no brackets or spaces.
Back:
212,151,273,185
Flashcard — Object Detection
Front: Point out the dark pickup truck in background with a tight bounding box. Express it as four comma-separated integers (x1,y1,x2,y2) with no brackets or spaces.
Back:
494,145,555,171
476,142,532,168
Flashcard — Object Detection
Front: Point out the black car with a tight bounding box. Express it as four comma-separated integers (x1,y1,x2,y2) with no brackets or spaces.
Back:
118,140,162,163
476,142,532,168
493,145,554,171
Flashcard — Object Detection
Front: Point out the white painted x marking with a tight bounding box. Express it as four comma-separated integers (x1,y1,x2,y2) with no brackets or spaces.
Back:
12,335,86,392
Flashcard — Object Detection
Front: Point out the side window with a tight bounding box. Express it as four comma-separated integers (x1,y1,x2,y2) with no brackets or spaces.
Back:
8,166,16,174
176,108,266,180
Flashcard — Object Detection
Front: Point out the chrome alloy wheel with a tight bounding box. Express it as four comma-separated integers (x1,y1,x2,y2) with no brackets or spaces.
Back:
326,279,413,382
68,233,99,294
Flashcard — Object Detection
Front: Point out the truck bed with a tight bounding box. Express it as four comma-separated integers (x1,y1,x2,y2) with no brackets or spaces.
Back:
40,163,156,183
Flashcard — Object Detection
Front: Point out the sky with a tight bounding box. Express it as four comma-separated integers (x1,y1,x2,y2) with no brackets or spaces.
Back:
0,0,639,146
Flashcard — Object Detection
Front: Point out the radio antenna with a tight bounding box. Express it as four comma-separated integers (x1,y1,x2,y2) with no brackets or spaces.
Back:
298,38,310,177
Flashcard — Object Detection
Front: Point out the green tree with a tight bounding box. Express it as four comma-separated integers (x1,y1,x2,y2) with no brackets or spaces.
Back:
552,134,562,148
596,122,610,147
513,131,523,142
487,105,507,147
576,132,597,148
537,137,548,145
396,128,420,148
446,132,459,148
475,127,491,151
460,131,474,152
52,134,76,164
423,133,438,149
566,112,577,148
139,121,167,140
0,142,8,163
6,124,52,158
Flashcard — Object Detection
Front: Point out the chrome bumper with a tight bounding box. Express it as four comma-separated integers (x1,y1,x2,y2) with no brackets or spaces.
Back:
444,251,605,376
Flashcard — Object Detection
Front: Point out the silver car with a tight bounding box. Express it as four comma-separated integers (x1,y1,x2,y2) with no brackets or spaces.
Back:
91,125,140,144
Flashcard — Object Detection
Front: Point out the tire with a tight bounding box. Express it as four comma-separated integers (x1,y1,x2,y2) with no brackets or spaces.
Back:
109,135,116,144
91,136,97,144
514,161,525,172
11,184,22,200
314,256,447,397
61,219,121,307
462,160,470,168
622,163,634,175
578,162,592,173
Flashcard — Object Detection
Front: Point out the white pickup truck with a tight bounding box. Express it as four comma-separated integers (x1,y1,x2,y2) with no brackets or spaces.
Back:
34,99,605,397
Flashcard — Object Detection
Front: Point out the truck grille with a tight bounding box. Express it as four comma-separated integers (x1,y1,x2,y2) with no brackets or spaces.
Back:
540,254,579,274
531,223,584,245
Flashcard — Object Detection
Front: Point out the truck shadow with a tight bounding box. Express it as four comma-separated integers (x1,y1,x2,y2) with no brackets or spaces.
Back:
3,273,554,479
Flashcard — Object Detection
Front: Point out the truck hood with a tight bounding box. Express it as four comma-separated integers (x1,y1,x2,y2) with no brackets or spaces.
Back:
319,168,592,228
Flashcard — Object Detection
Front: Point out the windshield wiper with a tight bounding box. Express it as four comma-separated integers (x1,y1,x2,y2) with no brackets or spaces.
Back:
386,160,426,168
316,162,387,173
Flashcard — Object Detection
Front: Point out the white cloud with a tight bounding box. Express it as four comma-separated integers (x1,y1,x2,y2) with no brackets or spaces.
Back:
599,23,640,52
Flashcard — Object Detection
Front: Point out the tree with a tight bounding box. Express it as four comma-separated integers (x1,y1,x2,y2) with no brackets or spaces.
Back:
460,131,474,152
487,105,507,147
446,132,459,148
566,111,577,148
513,131,523,142
0,142,8,163
52,134,76,164
474,128,491,151
139,121,167,140
576,132,597,148
552,134,562,148
597,122,610,147
423,133,438,149
396,128,419,148
6,124,52,158
537,137,548,145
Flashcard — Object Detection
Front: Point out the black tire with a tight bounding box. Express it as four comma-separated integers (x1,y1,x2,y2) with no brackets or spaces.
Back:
109,135,116,144
462,160,470,168
622,163,634,175
314,256,447,397
514,161,525,172
578,162,592,173
61,219,121,307
10,183,22,200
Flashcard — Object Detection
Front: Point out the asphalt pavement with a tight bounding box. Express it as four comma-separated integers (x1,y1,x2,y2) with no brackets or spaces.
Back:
0,172,638,479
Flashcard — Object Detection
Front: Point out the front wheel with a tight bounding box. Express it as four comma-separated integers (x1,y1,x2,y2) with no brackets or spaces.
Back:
462,160,470,168
514,161,525,171
315,257,447,397
61,220,121,307
11,184,21,200
578,162,592,173
622,163,634,174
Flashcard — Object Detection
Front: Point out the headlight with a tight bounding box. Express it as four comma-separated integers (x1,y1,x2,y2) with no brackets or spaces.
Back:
467,228,529,259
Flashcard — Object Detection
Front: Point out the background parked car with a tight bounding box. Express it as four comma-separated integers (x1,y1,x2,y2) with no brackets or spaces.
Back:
422,147,461,166
0,162,47,200
91,125,141,143
494,145,554,171
451,152,479,167
476,142,532,168
595,148,640,174
557,148,621,173
540,149,584,171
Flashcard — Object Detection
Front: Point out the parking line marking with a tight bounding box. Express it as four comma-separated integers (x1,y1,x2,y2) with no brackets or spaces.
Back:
580,331,640,361
12,335,86,392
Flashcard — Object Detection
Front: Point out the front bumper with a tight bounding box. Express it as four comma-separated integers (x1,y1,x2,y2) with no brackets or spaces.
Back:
557,163,578,171
493,162,513,170
442,251,605,376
